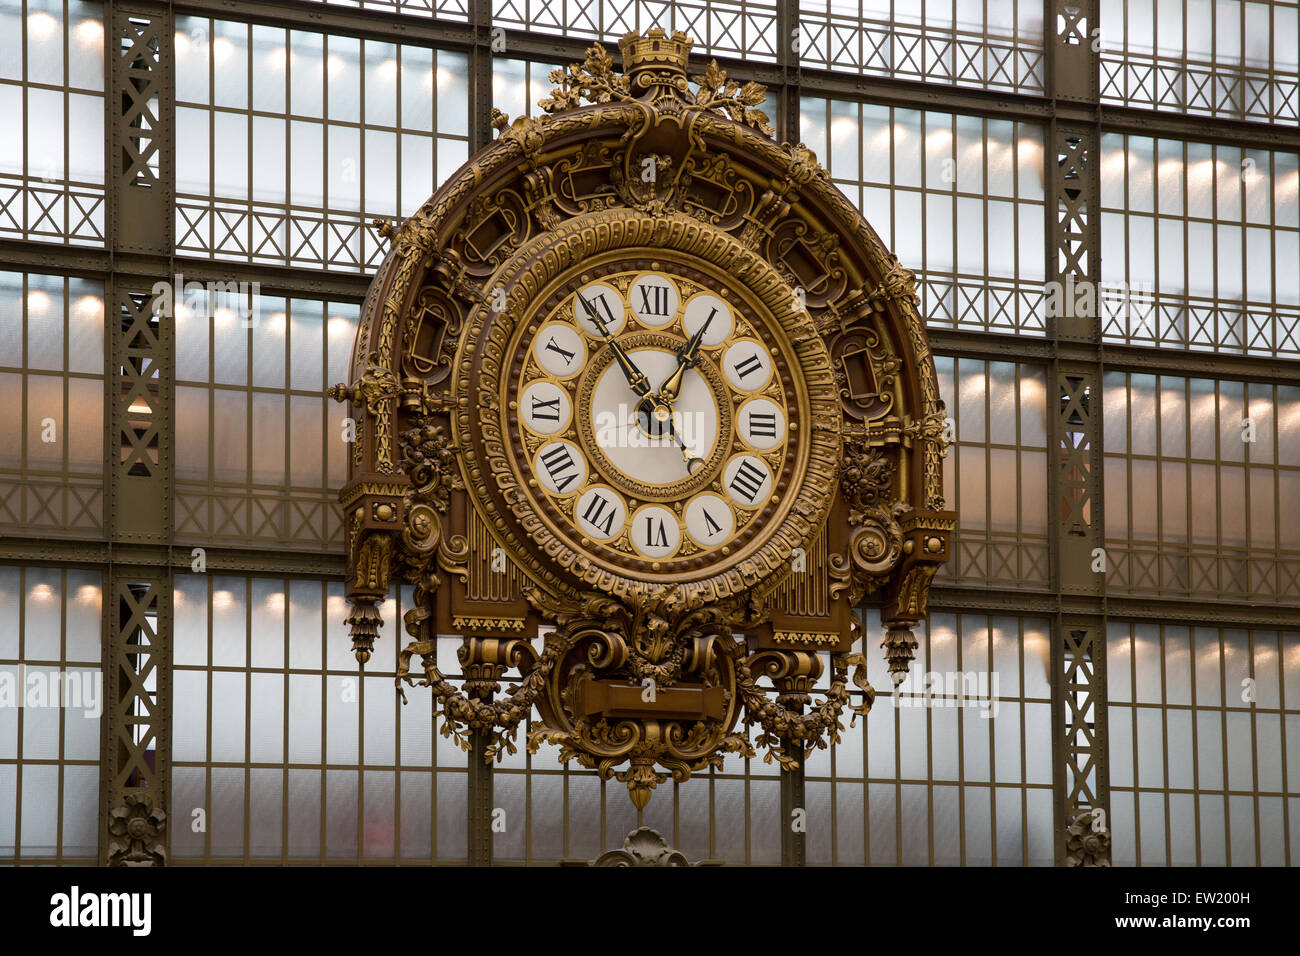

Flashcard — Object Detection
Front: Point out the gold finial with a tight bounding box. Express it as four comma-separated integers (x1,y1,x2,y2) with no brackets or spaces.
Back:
618,28,692,82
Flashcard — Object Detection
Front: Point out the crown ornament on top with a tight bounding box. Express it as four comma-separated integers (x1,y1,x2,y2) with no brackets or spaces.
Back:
537,28,774,137
619,27,692,82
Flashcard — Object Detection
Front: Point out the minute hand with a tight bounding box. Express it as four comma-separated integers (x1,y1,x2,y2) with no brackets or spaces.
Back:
577,293,652,399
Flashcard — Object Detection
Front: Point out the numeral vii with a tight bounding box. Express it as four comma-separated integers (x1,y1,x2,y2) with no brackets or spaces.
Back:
581,493,618,536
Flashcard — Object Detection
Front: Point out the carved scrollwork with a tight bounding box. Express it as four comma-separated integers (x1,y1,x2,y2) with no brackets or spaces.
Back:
552,138,620,216
448,190,531,276
399,417,462,514
396,586,556,761
402,286,464,386
527,619,752,808
592,827,699,866
677,152,755,229
768,219,847,308
830,326,900,421
730,646,875,769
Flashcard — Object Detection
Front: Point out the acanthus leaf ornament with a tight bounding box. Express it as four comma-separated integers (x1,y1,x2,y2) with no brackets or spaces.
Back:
106,794,167,867
1065,810,1113,867
332,30,955,810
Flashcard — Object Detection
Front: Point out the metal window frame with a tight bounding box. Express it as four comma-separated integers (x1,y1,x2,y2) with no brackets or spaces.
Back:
0,0,1296,865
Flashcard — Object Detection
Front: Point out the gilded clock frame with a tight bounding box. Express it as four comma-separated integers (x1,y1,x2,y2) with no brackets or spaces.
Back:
469,213,838,600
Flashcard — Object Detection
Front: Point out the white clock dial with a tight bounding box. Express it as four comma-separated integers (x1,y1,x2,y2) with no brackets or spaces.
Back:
534,323,587,378
737,397,786,450
512,265,802,572
629,274,680,328
723,453,772,508
575,485,627,541
521,380,572,434
682,293,734,347
684,493,735,547
590,347,719,486
630,504,681,558
573,283,627,338
534,439,587,495
722,339,773,392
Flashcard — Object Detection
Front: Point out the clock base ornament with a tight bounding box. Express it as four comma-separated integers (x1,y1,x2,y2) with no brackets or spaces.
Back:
332,29,955,810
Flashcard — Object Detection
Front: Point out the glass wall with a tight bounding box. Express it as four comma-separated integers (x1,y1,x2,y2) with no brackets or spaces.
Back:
0,271,104,537
1099,0,1300,122
801,98,1047,336
934,358,1050,589
1108,621,1300,865
0,566,102,863
174,291,358,553
1100,135,1300,356
0,0,105,245
174,17,470,270
167,585,1055,863
798,0,1044,92
1103,372,1300,603
493,0,781,61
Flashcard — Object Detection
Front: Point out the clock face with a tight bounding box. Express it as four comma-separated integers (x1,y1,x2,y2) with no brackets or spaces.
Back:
508,258,798,573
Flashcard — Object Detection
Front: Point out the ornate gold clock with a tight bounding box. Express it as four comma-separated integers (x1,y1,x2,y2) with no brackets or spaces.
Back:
331,30,955,808
484,228,841,605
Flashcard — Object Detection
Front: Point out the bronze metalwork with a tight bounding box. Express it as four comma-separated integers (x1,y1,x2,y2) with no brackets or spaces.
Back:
332,29,954,809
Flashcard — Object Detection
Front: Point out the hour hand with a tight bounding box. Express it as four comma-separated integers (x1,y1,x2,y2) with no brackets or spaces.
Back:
658,307,715,402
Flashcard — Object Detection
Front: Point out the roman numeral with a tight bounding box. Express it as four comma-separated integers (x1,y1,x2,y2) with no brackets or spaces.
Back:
733,353,763,379
579,293,617,328
747,411,778,439
540,445,578,491
530,395,561,421
702,508,724,537
643,515,670,548
729,459,767,503
637,283,670,316
544,336,575,366
581,494,617,536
